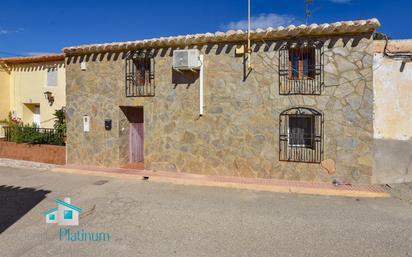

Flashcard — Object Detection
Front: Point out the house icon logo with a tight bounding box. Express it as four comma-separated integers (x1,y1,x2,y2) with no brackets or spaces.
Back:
44,197,82,226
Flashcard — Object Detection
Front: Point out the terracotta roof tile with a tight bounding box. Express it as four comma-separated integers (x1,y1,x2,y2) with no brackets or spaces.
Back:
63,18,380,55
0,53,65,64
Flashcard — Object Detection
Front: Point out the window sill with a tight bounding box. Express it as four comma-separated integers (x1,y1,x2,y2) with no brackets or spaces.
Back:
287,78,316,81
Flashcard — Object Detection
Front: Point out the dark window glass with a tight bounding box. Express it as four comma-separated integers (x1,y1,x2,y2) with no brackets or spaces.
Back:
133,57,151,86
291,53,299,79
303,54,309,77
288,48,315,80
288,116,314,147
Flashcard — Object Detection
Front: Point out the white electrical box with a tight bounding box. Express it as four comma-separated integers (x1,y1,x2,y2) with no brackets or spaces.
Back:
80,62,87,71
83,115,90,132
173,49,201,70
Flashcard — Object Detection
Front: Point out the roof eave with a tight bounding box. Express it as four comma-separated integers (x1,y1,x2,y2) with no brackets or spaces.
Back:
0,53,65,65
63,18,380,56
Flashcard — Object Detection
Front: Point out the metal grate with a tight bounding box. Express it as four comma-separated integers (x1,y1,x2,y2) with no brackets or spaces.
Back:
279,43,324,95
3,126,65,146
125,51,155,97
279,107,323,163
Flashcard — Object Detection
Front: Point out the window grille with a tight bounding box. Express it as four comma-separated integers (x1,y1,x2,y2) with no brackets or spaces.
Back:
279,107,323,163
125,51,155,97
279,43,323,95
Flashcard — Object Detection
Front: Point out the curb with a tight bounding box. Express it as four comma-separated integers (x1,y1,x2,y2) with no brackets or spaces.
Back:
51,166,390,198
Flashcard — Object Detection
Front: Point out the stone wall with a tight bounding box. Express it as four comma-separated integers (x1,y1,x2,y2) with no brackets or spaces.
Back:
66,33,374,183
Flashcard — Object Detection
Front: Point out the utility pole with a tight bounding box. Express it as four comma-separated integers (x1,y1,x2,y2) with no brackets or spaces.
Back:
305,0,313,25
247,0,252,71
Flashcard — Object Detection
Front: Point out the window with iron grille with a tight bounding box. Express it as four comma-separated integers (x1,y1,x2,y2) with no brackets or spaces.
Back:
125,51,155,97
279,43,323,95
279,107,323,163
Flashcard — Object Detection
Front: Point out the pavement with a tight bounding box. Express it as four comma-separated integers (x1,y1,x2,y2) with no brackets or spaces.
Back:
52,164,389,198
0,166,412,257
384,183,412,204
0,158,391,198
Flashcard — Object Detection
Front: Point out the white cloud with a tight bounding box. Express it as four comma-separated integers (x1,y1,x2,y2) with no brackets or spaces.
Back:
0,28,23,35
221,13,300,31
23,52,53,56
328,0,352,3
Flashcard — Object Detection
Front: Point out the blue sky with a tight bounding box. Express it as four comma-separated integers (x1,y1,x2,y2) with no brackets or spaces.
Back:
0,0,411,57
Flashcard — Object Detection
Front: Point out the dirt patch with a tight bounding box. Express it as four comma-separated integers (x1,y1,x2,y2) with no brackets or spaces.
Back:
383,183,412,204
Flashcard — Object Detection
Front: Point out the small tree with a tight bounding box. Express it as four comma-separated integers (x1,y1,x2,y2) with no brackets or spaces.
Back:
53,108,66,133
52,108,66,145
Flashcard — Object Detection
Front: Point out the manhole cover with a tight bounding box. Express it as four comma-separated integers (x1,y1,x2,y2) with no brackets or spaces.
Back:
93,180,108,185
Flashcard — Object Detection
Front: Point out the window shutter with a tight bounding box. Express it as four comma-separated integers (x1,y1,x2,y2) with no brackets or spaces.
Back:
47,68,58,87
149,57,155,84
288,52,292,80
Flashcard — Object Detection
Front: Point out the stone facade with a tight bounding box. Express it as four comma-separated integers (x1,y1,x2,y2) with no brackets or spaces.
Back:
66,33,374,183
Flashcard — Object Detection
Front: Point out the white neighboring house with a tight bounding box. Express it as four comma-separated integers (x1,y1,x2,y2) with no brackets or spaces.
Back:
44,197,82,226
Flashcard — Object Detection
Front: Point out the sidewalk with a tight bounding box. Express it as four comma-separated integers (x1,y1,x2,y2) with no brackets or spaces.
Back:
52,165,390,198
0,157,56,170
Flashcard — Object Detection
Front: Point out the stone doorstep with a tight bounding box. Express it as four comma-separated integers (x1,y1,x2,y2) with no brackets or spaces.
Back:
52,164,390,198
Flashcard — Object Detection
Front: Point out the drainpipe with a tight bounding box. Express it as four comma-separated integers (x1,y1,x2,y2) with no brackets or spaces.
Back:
247,0,252,71
199,55,204,116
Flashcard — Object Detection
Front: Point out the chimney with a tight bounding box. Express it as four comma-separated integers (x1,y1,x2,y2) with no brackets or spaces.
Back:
64,197,71,204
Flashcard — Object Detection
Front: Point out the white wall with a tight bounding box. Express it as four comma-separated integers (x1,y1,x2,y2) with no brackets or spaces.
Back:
373,52,412,184
373,53,412,140
9,61,66,128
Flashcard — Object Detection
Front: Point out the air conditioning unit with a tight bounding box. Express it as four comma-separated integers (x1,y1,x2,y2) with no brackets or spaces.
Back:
173,49,201,70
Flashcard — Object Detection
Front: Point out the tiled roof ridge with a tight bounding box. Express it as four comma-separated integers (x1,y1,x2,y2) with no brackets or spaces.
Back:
0,53,65,64
63,18,380,55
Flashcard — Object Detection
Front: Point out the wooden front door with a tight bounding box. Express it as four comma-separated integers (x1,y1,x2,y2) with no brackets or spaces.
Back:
130,123,144,162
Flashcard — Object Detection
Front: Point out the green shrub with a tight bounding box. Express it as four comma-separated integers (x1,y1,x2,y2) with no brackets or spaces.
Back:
9,124,48,144
5,108,66,146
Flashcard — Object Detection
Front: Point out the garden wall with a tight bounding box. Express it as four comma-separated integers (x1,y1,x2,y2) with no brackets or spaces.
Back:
0,140,66,165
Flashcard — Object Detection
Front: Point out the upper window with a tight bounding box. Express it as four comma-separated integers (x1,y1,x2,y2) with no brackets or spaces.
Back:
279,107,323,163
279,44,323,95
125,51,155,97
289,48,316,80
47,68,58,87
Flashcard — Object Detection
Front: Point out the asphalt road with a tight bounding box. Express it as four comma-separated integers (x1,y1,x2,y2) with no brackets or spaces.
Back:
0,166,412,257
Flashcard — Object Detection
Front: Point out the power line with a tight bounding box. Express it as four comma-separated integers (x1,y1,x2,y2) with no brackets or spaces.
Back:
305,0,314,25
